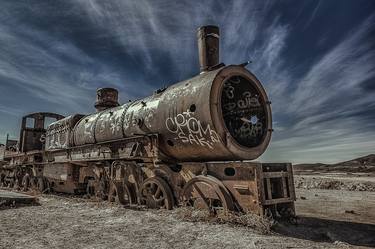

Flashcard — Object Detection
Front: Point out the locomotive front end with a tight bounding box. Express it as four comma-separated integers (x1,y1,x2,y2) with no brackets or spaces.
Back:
210,65,272,160
156,65,272,162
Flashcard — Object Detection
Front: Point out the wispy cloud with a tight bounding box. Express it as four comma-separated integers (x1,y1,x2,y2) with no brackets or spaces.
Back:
0,0,374,163
261,14,375,163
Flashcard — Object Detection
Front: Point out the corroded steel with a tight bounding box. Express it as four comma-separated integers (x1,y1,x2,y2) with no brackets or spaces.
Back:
45,114,84,150
19,112,64,152
95,87,120,112
0,25,295,219
70,65,271,162
197,25,220,72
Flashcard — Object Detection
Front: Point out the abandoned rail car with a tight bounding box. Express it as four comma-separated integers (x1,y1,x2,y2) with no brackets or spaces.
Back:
0,25,295,218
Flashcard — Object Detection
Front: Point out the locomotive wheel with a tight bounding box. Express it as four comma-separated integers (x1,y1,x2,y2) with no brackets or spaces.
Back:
14,178,21,190
181,175,235,214
108,182,117,203
140,177,174,210
8,179,15,188
86,179,96,197
117,183,136,206
30,177,38,191
22,174,30,191
96,177,109,200
37,177,47,193
0,174,5,187
108,182,135,205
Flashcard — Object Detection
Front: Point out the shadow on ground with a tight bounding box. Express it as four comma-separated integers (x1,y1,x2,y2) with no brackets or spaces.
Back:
274,216,375,247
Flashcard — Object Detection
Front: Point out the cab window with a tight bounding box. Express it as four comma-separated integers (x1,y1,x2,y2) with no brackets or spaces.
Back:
25,117,35,128
44,117,57,129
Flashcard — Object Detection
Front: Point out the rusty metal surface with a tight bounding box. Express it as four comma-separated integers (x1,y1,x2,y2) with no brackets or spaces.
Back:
71,65,271,162
95,87,120,112
45,114,84,150
0,25,295,218
19,112,64,153
197,25,220,72
95,104,130,143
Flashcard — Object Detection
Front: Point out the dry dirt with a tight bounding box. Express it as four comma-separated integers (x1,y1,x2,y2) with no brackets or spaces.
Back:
1,172,375,249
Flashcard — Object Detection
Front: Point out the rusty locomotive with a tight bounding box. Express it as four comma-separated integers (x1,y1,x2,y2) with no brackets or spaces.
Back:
0,26,295,218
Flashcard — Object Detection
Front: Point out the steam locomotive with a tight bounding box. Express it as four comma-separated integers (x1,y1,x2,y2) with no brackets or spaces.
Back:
0,26,295,218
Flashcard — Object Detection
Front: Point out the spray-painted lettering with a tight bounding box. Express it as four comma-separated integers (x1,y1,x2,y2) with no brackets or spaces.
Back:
165,110,220,149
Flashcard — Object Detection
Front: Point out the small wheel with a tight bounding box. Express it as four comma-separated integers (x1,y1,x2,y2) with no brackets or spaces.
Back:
108,181,118,203
14,178,21,190
0,174,5,187
8,179,15,188
181,175,235,214
30,177,38,191
37,177,46,193
96,176,109,200
140,177,174,210
118,183,136,206
22,174,30,191
108,181,135,205
86,179,96,196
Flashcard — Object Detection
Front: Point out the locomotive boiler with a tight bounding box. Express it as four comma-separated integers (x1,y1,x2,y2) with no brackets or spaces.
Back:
0,26,295,218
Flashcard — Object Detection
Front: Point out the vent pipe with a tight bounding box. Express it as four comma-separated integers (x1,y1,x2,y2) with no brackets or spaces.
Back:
197,25,220,73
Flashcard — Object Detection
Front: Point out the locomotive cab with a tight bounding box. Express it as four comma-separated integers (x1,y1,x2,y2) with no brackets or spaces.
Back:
18,112,65,152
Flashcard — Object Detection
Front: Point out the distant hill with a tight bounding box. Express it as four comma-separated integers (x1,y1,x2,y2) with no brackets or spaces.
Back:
293,154,375,173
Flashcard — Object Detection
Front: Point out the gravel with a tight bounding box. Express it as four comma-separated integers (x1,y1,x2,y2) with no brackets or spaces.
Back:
0,195,343,249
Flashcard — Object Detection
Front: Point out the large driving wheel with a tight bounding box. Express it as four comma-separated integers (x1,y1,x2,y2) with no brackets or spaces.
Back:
140,177,174,210
181,175,235,214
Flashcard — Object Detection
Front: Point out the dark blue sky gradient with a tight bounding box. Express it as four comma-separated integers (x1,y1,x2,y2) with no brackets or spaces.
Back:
0,0,374,163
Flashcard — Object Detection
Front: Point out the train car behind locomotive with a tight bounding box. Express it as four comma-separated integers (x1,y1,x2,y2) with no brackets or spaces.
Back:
0,25,295,219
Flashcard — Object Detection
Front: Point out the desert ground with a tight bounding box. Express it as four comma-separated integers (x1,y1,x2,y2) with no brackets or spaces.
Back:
1,157,375,249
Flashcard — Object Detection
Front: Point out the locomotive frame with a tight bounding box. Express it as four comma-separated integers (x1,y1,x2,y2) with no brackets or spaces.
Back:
0,25,296,219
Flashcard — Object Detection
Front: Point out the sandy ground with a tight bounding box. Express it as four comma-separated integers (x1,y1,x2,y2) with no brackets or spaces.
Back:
1,172,375,249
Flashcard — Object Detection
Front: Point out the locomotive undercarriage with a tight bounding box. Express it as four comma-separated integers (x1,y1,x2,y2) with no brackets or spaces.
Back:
0,134,295,219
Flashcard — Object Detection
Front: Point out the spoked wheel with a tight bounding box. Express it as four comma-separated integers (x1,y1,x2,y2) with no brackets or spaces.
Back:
0,174,5,187
8,178,15,189
140,177,174,210
181,175,235,214
14,178,21,190
36,177,49,193
22,174,30,191
118,183,136,206
30,177,38,191
108,181,118,203
96,176,109,200
108,181,136,206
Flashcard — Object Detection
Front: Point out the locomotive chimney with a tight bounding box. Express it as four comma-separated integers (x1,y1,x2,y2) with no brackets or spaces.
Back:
197,25,220,73
95,87,119,112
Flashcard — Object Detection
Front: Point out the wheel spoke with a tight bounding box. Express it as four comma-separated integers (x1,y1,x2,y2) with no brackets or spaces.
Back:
155,197,165,205
192,185,210,210
181,175,235,214
154,187,162,198
140,177,174,210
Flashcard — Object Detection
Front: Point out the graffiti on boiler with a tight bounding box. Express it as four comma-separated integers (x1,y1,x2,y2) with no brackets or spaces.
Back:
165,110,220,149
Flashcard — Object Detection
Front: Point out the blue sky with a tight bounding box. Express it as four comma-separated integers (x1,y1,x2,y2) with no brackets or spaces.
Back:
0,0,374,163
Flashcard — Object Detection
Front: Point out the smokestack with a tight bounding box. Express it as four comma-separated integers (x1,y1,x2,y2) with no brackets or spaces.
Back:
197,25,220,73
95,88,119,112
